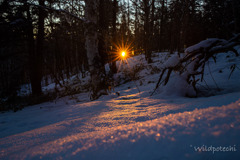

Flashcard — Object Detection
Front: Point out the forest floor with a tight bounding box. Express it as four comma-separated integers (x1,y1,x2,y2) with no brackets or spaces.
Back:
1,52,240,160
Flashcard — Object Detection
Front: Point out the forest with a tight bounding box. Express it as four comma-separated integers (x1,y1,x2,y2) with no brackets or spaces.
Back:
1,1,240,159
1,0,240,110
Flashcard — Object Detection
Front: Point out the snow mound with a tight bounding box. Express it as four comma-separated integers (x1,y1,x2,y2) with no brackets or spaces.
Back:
163,54,180,68
0,52,240,160
160,73,196,97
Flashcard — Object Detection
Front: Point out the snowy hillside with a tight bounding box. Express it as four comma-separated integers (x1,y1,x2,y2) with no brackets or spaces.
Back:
1,51,240,160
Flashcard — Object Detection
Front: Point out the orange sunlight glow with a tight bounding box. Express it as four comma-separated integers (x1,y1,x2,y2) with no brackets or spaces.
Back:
121,51,126,58
111,39,133,62
109,39,142,73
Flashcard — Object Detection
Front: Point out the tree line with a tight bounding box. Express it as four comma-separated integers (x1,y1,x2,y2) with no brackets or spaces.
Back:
0,0,240,104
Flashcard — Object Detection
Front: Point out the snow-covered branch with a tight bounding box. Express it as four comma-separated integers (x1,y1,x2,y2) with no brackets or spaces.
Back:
152,34,240,97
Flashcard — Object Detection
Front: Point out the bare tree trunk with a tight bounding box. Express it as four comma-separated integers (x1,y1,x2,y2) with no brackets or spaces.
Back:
143,0,152,63
85,0,107,100
232,0,240,33
180,0,190,52
26,4,36,95
127,0,130,36
28,0,45,96
111,0,118,74
159,0,165,51
150,0,155,52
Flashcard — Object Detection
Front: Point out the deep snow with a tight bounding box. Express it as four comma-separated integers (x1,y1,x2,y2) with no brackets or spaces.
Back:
1,51,240,160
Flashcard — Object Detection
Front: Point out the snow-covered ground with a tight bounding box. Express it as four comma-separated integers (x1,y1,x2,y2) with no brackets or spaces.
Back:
1,51,240,160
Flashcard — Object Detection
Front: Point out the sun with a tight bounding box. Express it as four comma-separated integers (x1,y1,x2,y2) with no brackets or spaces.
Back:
108,39,137,72
110,40,133,61
121,51,126,58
